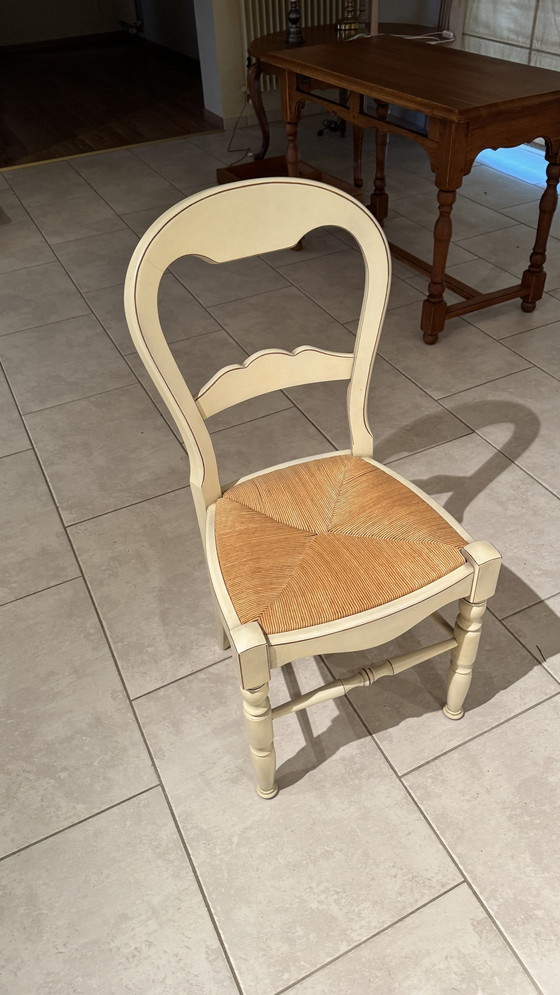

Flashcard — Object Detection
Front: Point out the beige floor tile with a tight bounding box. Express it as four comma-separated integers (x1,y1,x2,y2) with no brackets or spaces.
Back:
53,229,139,293
261,226,349,268
444,256,519,292
0,450,78,605
502,320,560,378
85,272,221,354
405,696,560,994
172,252,289,306
387,274,425,310
0,314,136,412
394,189,519,240
127,332,292,436
0,262,89,336
503,593,560,682
211,405,333,483
440,367,560,497
0,789,237,995
287,356,470,460
132,138,224,192
71,149,182,214
27,189,127,245
503,197,560,239
135,657,461,995
5,160,90,208
25,384,188,524
327,608,557,774
290,885,538,994
390,433,560,617
378,302,531,398
70,489,226,699
457,224,560,290
462,292,560,339
459,164,541,210
0,201,55,273
383,215,477,267
209,284,357,353
0,368,28,457
277,248,367,323
0,580,155,856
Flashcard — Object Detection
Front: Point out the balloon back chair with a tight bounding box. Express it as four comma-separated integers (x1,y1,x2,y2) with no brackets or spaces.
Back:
124,177,501,799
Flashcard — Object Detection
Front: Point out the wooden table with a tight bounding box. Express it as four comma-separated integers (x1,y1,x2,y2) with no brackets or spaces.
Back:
248,32,560,343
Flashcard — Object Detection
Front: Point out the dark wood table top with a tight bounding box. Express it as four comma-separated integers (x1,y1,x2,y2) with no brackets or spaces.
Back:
264,35,560,122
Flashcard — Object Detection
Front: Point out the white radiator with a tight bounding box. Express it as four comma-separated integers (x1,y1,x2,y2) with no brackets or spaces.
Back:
240,1,365,90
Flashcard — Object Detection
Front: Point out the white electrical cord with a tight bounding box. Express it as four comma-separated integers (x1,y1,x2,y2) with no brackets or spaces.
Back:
349,29,455,43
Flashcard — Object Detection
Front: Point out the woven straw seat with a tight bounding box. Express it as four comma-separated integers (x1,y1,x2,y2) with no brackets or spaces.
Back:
125,177,501,798
216,455,466,634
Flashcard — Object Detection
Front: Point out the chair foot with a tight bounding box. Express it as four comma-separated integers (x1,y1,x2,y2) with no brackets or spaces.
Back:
257,783,279,799
442,704,464,720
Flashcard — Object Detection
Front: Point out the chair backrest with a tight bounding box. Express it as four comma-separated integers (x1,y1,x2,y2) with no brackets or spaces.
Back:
124,177,391,536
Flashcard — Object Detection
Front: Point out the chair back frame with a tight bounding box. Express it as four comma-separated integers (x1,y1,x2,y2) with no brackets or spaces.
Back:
124,177,391,542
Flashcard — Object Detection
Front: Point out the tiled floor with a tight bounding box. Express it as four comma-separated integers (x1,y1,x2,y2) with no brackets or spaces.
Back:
1,117,559,995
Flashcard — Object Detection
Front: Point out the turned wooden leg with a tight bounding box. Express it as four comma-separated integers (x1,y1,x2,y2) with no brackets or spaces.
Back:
285,118,300,177
241,683,278,798
421,188,457,344
247,59,269,161
443,599,487,720
369,101,389,222
520,151,560,312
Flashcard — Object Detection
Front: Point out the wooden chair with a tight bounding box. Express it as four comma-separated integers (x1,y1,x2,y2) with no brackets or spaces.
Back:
124,177,501,798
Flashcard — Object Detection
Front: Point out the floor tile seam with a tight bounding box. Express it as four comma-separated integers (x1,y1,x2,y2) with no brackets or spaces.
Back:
0,784,160,866
172,268,292,310
67,156,180,221
66,483,190,529
319,655,546,994
20,379,140,417
58,497,244,993
0,446,32,461
131,708,244,995
487,603,560,677
260,242,361,270
435,361,536,401
68,153,190,207
273,881,467,995
400,783,546,994
0,574,83,611
499,590,560,622
0,186,57,238
400,689,560,779
207,391,336,452
131,654,232,702
36,218,128,249
463,310,560,340
0,307,92,340
129,138,228,175
118,323,224,357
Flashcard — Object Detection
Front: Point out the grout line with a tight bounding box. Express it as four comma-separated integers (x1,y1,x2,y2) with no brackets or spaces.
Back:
0,575,82,611
66,483,190,528
0,785,159,865
21,379,139,417
131,654,232,701
320,658,547,994
400,690,560,778
274,881,466,995
499,591,560,621
435,363,535,401
0,446,32,461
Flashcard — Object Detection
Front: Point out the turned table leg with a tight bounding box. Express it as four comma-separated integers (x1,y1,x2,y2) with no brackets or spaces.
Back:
520,146,560,312
421,188,457,344
247,58,269,161
369,101,389,223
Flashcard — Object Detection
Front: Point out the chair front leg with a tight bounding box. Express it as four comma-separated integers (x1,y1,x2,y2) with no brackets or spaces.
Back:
443,599,487,720
241,683,278,798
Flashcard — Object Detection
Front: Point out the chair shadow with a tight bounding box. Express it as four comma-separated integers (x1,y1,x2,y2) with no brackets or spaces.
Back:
276,398,560,788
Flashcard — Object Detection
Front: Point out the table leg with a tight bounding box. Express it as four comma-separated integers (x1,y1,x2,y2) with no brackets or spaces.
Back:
353,125,364,188
421,188,457,344
520,146,560,312
370,102,389,223
247,59,269,161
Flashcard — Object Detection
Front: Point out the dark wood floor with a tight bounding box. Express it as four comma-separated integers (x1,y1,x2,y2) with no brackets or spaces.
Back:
0,36,217,167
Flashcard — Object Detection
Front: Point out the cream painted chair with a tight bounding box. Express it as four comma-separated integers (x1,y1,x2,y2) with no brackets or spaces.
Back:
124,177,501,798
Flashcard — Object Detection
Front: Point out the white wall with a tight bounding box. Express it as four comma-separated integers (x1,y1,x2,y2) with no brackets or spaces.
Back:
140,0,199,59
0,0,119,46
